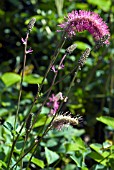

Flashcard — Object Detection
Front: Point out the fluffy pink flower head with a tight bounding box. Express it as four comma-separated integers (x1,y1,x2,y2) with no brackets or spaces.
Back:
58,10,110,44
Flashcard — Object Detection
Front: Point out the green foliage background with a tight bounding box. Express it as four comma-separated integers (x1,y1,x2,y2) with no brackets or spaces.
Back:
0,0,114,169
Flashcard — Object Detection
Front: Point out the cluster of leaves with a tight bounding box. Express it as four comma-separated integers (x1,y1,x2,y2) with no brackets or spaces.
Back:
0,0,114,169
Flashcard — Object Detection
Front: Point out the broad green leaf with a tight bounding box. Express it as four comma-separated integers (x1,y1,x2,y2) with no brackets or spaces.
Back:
1,72,21,87
70,154,83,168
24,74,46,84
96,116,114,129
90,143,102,153
87,0,111,12
65,138,86,152
88,151,109,165
75,41,91,50
45,147,59,165
0,108,8,116
87,151,104,162
31,157,45,169
34,115,51,128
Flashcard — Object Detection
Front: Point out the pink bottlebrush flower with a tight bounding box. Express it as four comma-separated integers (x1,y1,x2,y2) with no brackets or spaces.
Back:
47,92,64,115
58,10,110,44
26,47,33,54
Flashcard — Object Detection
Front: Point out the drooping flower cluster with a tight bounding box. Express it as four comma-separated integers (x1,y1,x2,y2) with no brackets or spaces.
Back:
51,113,81,130
58,10,110,44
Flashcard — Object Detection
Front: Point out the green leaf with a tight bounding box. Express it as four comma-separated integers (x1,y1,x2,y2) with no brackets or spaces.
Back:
1,72,21,87
24,74,46,84
90,143,102,153
87,0,111,12
0,108,8,116
65,138,86,152
87,151,104,162
75,41,91,50
34,115,51,128
3,121,13,131
96,116,114,129
87,151,109,165
91,164,106,170
0,160,7,168
70,154,83,168
45,147,59,165
31,157,45,169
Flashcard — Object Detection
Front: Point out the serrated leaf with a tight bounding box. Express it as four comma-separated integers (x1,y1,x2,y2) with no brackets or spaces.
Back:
1,72,21,87
45,147,59,165
97,116,114,129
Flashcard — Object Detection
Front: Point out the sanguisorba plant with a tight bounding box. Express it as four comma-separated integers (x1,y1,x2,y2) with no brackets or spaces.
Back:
6,10,110,169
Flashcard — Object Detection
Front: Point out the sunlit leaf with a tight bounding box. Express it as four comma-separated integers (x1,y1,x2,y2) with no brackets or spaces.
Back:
97,116,114,129
75,41,91,50
24,74,46,84
31,157,45,168
1,72,21,87
87,0,111,12
90,143,102,153
65,137,86,152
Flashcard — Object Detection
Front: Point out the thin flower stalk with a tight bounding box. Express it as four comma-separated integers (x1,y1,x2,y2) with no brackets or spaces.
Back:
7,18,36,169
7,32,29,170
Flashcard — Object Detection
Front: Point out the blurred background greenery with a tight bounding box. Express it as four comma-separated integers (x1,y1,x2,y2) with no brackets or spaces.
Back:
0,0,114,169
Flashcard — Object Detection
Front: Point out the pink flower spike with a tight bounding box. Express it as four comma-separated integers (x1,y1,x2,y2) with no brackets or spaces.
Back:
51,65,57,73
26,47,33,54
21,37,26,45
58,10,110,45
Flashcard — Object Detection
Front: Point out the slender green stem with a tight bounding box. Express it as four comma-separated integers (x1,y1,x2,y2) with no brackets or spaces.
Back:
66,67,80,96
27,33,66,132
11,32,66,147
15,135,28,170
7,32,29,170
14,32,29,131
